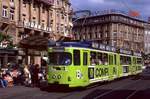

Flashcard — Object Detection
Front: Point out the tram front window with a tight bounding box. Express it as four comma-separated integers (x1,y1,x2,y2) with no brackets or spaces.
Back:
49,52,72,66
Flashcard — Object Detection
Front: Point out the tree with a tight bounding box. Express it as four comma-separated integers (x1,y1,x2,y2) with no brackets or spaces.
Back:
0,33,4,42
0,33,14,49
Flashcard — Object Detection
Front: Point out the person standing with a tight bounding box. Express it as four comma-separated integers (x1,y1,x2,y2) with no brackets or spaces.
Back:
11,67,19,85
32,64,39,87
4,73,13,87
0,74,8,88
29,64,34,87
24,65,31,86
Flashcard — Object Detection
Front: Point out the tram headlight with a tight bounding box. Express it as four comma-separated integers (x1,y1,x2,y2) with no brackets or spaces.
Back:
52,75,56,79
76,70,82,79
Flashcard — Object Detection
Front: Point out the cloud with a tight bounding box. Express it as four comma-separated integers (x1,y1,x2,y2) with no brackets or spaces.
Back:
88,0,105,4
70,0,150,20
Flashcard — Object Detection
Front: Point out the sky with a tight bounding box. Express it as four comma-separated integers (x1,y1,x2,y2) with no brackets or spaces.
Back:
70,0,150,20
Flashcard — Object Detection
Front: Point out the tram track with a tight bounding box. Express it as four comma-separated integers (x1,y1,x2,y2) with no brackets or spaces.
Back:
56,77,140,99
93,77,150,99
94,79,141,99
126,90,139,99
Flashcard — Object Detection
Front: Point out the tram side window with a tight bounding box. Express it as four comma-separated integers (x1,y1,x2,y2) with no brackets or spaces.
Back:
120,56,131,65
103,53,108,65
109,55,113,65
137,58,142,64
90,52,96,65
127,57,131,65
74,50,80,65
114,55,117,65
97,52,103,65
83,52,88,65
133,58,136,64
120,56,126,65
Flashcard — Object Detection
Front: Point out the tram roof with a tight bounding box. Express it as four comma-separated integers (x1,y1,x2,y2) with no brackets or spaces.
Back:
56,41,91,48
48,41,142,57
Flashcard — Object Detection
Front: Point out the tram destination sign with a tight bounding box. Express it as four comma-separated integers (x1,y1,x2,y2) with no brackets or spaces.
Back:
91,42,116,52
119,48,132,55
52,47,65,52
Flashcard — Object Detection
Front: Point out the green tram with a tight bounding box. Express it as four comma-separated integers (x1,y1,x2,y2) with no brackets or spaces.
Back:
47,41,143,88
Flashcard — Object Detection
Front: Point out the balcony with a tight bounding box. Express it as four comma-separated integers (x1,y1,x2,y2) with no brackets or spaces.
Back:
124,36,131,41
37,0,54,6
0,17,10,24
17,21,52,33
134,37,142,43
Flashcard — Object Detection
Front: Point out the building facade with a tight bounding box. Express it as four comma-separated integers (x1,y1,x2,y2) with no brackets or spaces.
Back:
144,23,150,54
53,0,73,39
73,12,146,52
0,0,72,67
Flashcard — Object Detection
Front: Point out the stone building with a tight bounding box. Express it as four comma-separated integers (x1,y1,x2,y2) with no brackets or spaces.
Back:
73,11,146,52
0,0,72,67
144,23,150,54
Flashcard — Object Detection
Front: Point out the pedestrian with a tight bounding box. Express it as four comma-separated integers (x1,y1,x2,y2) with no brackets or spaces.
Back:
24,65,31,86
29,64,34,87
4,73,13,87
31,64,39,87
11,67,19,85
0,74,8,88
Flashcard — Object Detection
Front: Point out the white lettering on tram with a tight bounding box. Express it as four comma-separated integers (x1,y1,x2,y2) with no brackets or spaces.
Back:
76,70,82,79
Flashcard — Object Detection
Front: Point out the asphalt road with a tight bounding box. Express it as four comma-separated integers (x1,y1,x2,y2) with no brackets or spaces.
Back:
1,70,150,99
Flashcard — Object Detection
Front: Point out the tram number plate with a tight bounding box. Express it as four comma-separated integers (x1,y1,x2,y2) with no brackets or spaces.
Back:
88,68,94,79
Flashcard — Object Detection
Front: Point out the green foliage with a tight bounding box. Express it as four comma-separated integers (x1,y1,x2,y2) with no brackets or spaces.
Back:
0,33,14,49
0,33,3,42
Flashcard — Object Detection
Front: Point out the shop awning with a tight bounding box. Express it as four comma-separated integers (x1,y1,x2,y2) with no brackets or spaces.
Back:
19,36,48,51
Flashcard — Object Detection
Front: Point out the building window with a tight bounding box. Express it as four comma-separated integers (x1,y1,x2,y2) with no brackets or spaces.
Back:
32,17,36,25
112,40,116,46
42,7,45,13
10,11,14,20
57,13,60,17
57,0,60,5
50,12,53,17
61,14,64,19
10,0,14,2
112,32,117,38
33,3,36,11
56,24,60,33
2,6,8,18
33,20,36,26
23,1,26,7
41,23,45,28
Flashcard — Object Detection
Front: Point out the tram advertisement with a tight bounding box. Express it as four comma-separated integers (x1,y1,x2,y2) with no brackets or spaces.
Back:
88,67,109,79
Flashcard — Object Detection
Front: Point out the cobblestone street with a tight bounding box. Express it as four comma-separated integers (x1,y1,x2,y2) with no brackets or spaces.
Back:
1,69,150,99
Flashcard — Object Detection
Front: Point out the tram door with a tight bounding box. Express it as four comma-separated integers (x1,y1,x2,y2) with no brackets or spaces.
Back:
113,54,117,78
82,51,89,83
132,57,137,74
109,54,117,79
